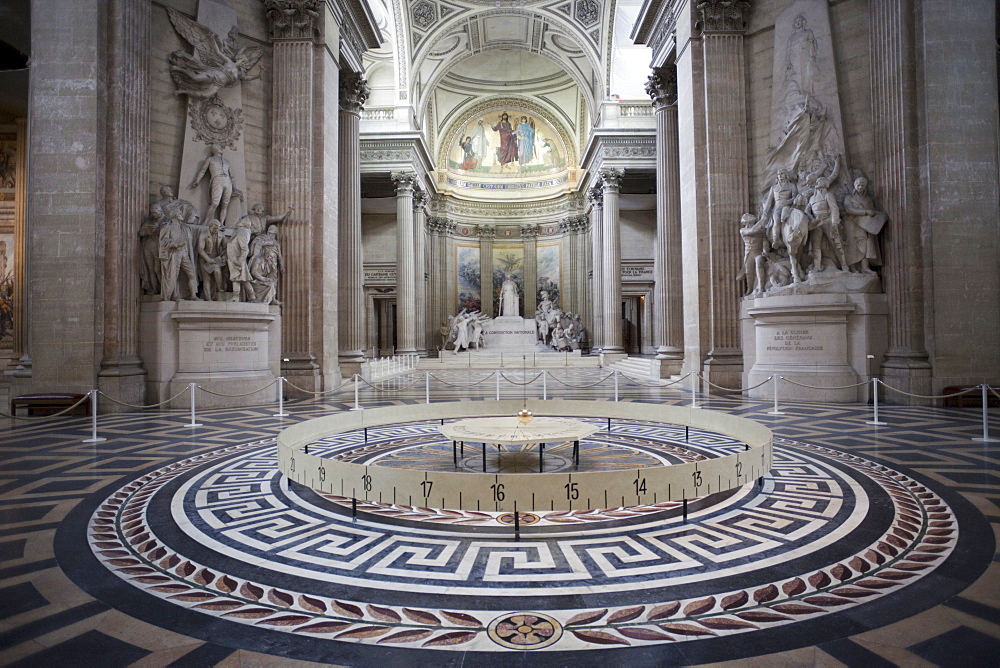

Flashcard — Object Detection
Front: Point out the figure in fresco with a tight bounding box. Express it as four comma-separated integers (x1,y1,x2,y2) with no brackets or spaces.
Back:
459,136,477,170
469,119,490,165
541,136,561,167
492,112,517,167
515,116,535,165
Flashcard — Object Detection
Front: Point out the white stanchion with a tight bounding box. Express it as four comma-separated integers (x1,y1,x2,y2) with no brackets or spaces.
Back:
273,377,289,417
866,378,887,426
972,384,999,443
425,371,431,404
542,370,548,400
82,389,107,443
614,369,619,402
766,376,784,415
350,374,363,411
495,371,501,401
690,372,697,408
187,383,203,427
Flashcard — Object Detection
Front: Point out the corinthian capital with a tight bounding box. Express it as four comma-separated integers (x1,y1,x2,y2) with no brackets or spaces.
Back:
264,0,320,40
599,168,624,192
391,171,417,194
340,72,370,114
696,0,751,34
645,68,677,109
413,191,429,211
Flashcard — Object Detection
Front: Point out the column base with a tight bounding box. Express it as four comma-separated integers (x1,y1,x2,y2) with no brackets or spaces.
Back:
282,354,321,398
881,354,932,406
701,352,744,395
655,346,683,377
98,357,148,413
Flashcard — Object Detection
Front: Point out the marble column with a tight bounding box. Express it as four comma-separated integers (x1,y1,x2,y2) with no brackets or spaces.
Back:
647,67,684,376
266,0,319,388
870,0,931,401
337,72,368,369
521,225,538,317
392,172,418,354
600,169,625,355
478,225,495,316
413,191,429,356
675,0,749,390
587,185,604,351
98,0,150,408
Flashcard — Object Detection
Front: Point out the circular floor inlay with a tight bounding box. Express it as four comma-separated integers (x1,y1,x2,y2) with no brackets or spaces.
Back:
78,421,969,659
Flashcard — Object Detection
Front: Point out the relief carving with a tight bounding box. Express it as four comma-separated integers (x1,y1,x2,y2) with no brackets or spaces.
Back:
166,8,263,100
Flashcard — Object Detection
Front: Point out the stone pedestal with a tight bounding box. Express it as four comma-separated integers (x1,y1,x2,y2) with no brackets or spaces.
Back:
742,293,888,403
140,300,281,409
484,317,538,352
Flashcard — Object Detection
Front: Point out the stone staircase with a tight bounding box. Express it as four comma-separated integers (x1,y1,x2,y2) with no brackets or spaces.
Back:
607,356,660,382
418,350,601,370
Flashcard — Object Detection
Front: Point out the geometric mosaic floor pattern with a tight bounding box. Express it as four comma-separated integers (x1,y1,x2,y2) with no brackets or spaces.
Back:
2,369,998,666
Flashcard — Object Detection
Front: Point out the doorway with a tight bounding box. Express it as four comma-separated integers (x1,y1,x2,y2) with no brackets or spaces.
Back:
622,296,643,355
375,298,397,356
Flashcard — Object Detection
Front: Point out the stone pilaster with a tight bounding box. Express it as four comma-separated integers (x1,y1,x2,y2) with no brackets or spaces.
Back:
647,67,683,375
337,72,368,369
600,169,625,355
675,0,749,390
427,216,451,355
98,0,150,408
587,184,604,351
870,0,931,402
478,224,495,316
521,225,538,317
267,0,320,390
392,172,418,354
413,191,429,356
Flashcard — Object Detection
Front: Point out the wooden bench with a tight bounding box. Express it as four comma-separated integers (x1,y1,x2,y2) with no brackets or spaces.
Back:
10,393,90,417
942,386,1000,408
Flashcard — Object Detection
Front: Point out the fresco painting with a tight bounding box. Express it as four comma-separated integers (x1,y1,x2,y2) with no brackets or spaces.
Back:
536,243,561,305
456,244,481,313
450,111,567,176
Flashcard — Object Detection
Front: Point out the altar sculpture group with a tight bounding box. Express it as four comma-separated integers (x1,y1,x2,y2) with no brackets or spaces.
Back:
139,154,288,304
739,162,887,297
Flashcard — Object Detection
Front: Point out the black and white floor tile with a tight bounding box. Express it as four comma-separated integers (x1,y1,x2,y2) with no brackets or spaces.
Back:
1,370,997,666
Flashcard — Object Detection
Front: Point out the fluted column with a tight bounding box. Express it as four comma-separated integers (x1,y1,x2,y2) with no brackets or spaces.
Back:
478,225,495,316
392,172,418,354
647,67,684,375
266,0,319,386
95,0,150,407
413,191,429,356
337,72,368,367
587,185,604,351
522,225,538,317
870,0,931,401
600,169,625,354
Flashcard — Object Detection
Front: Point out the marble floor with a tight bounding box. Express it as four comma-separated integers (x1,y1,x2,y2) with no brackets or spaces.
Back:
0,369,997,667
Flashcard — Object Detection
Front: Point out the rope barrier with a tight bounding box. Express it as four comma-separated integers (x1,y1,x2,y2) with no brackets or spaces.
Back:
876,380,983,400
616,371,673,387
358,375,423,392
97,385,190,409
545,372,616,389
779,377,871,390
989,385,1000,401
196,379,279,397
660,372,693,387
498,372,543,386
0,393,91,421
696,374,772,393
427,372,497,387
283,377,354,396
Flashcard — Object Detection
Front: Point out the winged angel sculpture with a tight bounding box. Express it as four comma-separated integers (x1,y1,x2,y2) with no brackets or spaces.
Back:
166,8,263,100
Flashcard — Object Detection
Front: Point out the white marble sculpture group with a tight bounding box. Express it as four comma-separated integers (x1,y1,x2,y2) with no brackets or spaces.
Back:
535,291,585,352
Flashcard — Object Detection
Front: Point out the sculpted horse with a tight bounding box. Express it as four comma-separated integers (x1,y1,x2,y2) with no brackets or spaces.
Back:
777,207,817,283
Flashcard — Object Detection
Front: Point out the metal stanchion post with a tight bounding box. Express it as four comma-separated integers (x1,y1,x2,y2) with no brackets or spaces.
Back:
866,378,886,426
973,384,999,442
495,371,501,401
614,369,619,402
82,389,107,443
351,374,363,411
766,376,784,415
425,371,431,404
690,372,697,408
187,383,203,427
542,369,547,400
273,377,289,417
